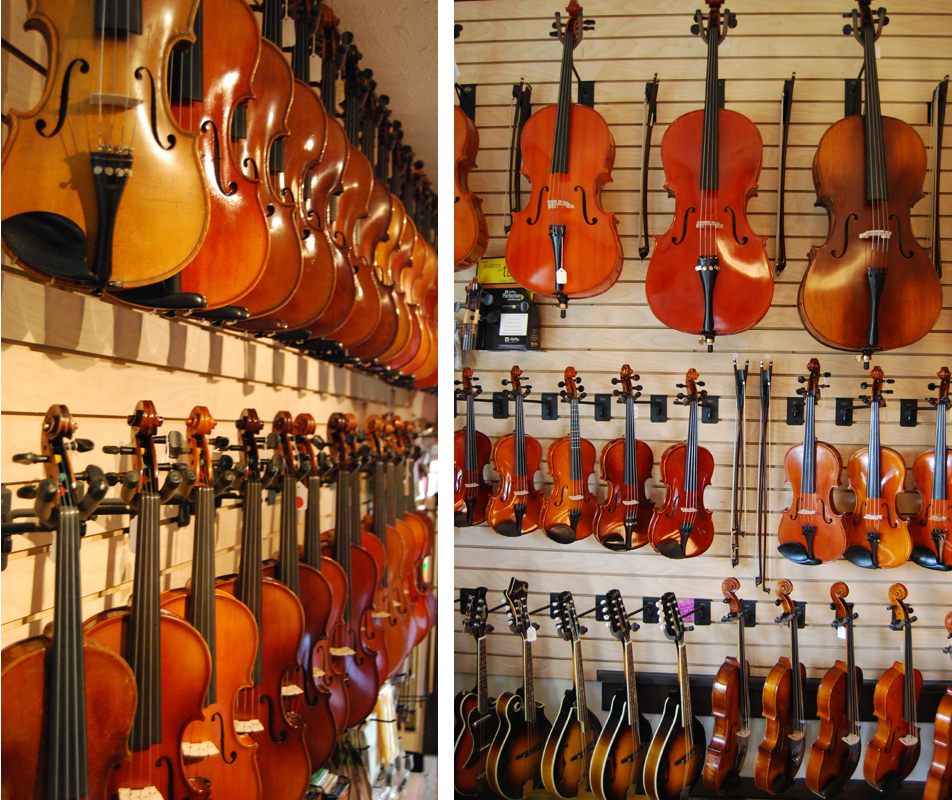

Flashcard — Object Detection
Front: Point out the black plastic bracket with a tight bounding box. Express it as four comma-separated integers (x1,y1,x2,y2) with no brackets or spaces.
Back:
835,398,856,427
741,599,757,627
577,80,594,108
643,597,660,625
845,77,863,117
592,394,612,421
643,395,668,423
539,393,559,420
775,602,807,629
899,399,933,428
1,487,11,572
687,599,712,626
699,395,719,424
457,84,477,121
492,392,510,420
787,397,805,426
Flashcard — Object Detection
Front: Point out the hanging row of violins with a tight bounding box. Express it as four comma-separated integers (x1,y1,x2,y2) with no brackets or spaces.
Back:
0,402,435,800
455,578,952,800
1,0,438,387
454,0,946,365
454,361,952,573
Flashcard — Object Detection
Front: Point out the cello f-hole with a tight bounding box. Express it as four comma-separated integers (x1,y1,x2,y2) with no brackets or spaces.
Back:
36,59,89,138
135,67,176,151
888,215,914,258
831,214,859,258
526,185,549,226
573,185,597,225
672,207,695,245
724,206,748,245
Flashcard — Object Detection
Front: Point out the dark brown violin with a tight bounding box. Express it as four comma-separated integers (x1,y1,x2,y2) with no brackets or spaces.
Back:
755,579,806,795
454,367,492,527
648,369,715,559
84,401,214,800
645,0,772,351
777,359,848,565
799,0,941,365
909,366,952,571
539,366,598,544
505,2,622,315
454,100,488,271
805,582,863,798
923,612,952,800
593,365,654,551
863,583,922,791
2,405,137,800
487,365,544,537
703,579,752,795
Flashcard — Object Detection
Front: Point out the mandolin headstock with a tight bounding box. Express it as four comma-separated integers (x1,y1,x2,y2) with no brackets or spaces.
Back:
462,586,491,640
600,588,634,643
661,591,687,645
552,590,583,643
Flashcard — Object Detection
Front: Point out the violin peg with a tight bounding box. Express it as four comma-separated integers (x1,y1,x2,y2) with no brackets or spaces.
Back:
73,438,95,453
159,470,183,503
549,30,559,37
102,445,136,455
578,392,587,400
696,381,705,387
796,388,806,395
842,24,854,35
558,381,566,388
12,452,48,465
634,385,643,392
928,382,938,390
575,377,582,384
823,372,831,377
501,380,509,386
820,384,830,389
210,436,230,450
16,484,38,499
676,383,686,388
583,19,595,24
691,23,701,35
797,375,806,383
611,377,619,384
166,430,188,458
218,454,234,472
885,378,895,384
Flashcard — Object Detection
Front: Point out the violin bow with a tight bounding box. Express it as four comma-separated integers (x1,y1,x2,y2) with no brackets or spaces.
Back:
756,357,772,592
730,356,749,568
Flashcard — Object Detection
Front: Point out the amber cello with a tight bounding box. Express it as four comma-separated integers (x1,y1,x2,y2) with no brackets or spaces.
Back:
645,0,772,351
504,1,623,315
454,367,492,527
909,367,952,571
863,584,923,791
798,0,941,366
923,612,952,800
805,582,863,798
2,405,137,800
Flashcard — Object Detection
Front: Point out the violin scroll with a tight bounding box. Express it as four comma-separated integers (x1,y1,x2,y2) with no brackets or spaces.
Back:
720,577,741,617
559,366,583,402
610,365,642,400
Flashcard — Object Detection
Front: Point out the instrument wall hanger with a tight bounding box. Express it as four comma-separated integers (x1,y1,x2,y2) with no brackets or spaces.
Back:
899,376,948,426
456,84,477,121
641,596,711,627
833,376,896,426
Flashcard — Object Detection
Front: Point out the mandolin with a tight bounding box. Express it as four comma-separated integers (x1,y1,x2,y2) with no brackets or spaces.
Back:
541,591,602,799
454,367,493,527
923,612,952,800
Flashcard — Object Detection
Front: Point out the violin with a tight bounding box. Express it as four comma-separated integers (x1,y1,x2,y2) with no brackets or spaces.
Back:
645,0,772,351
539,366,597,544
643,592,706,800
485,578,552,800
798,0,941,365
777,359,848,565
1,0,208,292
648,369,715,559
909,366,952,570
591,589,651,800
84,401,214,800
159,407,264,799
487,365,544,537
504,1,622,315
453,587,499,796
399,221,438,378
541,591,602,799
454,367,492,527
454,102,488,271
923,612,952,800
2,405,137,800
376,197,416,361
755,579,806,795
843,366,913,568
863,583,923,791
703,578,752,795
593,365,655,551
805,582,863,798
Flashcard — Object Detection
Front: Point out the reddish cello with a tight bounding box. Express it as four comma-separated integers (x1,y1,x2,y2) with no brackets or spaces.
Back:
454,367,492,527
923,612,952,800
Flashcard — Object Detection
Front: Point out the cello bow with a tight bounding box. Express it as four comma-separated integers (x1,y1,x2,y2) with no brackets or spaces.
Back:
638,74,659,261
775,73,795,275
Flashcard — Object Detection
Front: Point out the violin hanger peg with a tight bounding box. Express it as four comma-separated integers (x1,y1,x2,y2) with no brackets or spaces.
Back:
158,470,183,503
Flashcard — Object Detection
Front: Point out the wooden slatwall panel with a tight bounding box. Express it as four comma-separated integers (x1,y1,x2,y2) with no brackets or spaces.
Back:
452,0,952,729
0,2,437,651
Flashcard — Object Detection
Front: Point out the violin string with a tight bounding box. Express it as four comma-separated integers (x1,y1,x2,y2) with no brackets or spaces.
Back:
120,0,130,146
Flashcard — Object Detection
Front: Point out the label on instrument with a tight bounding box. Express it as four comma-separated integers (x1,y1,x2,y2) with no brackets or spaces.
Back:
476,257,516,286
526,626,537,642
556,268,568,284
282,684,304,697
296,482,307,511
235,719,265,734
330,646,357,657
547,200,574,210
128,516,138,554
372,611,391,618
838,625,847,640
499,314,528,336
182,741,220,758
313,667,326,679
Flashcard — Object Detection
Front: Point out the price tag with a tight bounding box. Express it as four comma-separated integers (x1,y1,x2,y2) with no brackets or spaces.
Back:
128,515,138,554
296,482,308,512
875,43,881,59
556,268,568,285
837,625,847,640
526,626,537,642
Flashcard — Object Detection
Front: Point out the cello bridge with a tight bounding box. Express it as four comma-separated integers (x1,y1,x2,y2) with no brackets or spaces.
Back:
696,220,723,228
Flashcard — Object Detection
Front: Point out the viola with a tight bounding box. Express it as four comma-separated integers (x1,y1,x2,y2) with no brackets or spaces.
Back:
541,591,602,799
591,589,651,800
645,0,772,351
84,401,214,800
504,1,622,315
1,0,208,292
159,407,263,800
798,0,941,365
703,579,752,795
486,578,552,800
909,366,952,570
648,369,714,559
777,358,848,565
729,359,748,567
454,367,492,527
453,587,499,796
539,366,597,543
805,582,863,798
644,593,706,800
923,612,952,800
454,102,488,271
843,366,913,568
863,583,923,791
755,579,806,795
487,365,544,536
2,405,137,800
593,365,654,551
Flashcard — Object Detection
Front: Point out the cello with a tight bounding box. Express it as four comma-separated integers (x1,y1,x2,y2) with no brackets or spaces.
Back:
648,369,715,559
798,0,941,366
2,405,137,800
923,612,952,800
593,365,655,551
863,584,923,791
755,579,806,795
505,1,623,315
909,366,952,570
703,578,752,795
645,0,772,351
84,401,214,800
805,582,863,798
843,366,913,569
487,365,544,537
539,366,598,544
454,367,492,527
777,359,848,565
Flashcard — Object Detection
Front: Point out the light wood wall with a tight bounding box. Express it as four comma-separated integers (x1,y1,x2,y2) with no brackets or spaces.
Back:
452,0,952,764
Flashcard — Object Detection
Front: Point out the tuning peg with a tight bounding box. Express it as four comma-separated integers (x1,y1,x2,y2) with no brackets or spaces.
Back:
266,433,281,450
218,454,235,472
71,439,94,452
690,23,701,35
728,12,737,28
213,469,237,497
167,430,189,458
501,379,509,386
453,380,461,386
578,392,588,400
558,381,565,388
580,625,588,635
486,624,495,633
696,381,705,387
102,445,136,455
823,372,831,378
577,385,585,393
676,392,685,399
882,390,894,395
209,436,232,450
676,383,686,388
796,387,806,395
13,452,48,465
549,30,558,37
159,469,183,503
797,375,807,383
16,484,38,499
523,385,532,391
928,382,938,390
583,19,595,24
575,377,582,384
860,382,870,389
885,379,895,384
634,385,643,392
820,384,830,389
78,474,108,520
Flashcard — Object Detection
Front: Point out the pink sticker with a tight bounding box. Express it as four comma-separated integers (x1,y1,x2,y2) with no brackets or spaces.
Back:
677,599,694,621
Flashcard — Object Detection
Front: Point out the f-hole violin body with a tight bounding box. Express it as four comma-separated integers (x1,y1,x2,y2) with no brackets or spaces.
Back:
454,105,488,270
594,434,654,551
755,656,807,795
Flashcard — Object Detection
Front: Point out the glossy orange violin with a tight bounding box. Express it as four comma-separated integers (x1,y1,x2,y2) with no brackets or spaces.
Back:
923,612,952,800
454,367,492,527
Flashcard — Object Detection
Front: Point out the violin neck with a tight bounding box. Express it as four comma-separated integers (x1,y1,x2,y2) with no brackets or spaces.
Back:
736,614,750,727
623,396,638,488
569,398,582,483
373,461,389,587
700,12,720,191
683,398,699,494
291,14,311,84
466,395,477,474
237,477,265,685
861,14,889,202
190,485,218,706
903,620,918,732
868,401,882,498
334,469,354,622
551,17,576,173
277,473,302,597
788,608,804,733
934,402,948,499
800,394,817,495
844,609,860,734
261,0,284,48
302,475,323,570
386,462,400,526
515,395,528,478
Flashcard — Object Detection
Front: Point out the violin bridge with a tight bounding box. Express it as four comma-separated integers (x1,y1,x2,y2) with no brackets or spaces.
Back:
281,684,304,697
736,727,751,739
181,740,220,759
841,733,861,746
859,230,892,239
89,93,144,110
899,734,919,746
548,200,575,209
787,730,806,742
118,788,164,800
696,220,723,228
235,719,265,734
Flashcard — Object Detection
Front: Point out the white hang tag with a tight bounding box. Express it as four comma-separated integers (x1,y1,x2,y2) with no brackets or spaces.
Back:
837,625,847,640
556,268,568,285
454,61,461,83
282,16,296,50
128,516,138,555
875,43,881,59
526,626,537,642
296,482,308,512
